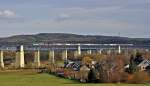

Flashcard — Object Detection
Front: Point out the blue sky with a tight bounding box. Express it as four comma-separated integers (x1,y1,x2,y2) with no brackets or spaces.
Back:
0,0,150,38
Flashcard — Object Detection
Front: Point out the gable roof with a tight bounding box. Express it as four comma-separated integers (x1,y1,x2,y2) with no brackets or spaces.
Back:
138,59,150,67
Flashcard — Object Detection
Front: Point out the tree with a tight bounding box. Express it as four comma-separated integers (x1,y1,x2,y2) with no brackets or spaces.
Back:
82,56,92,66
88,68,97,83
129,55,137,73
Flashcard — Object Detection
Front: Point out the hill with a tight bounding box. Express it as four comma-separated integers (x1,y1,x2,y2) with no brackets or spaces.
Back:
0,33,150,45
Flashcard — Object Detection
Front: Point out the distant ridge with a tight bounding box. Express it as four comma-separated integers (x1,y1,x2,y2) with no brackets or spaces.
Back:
0,33,150,45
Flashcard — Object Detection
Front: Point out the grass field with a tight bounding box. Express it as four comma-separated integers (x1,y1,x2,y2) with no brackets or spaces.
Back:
0,70,149,86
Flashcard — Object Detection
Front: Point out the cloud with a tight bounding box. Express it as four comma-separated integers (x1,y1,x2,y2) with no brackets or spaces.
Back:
0,10,16,18
34,18,129,32
0,0,150,37
0,9,24,23
29,6,148,36
54,13,71,22
48,7,121,23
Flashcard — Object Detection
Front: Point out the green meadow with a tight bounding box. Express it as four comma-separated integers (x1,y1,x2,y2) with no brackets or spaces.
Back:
0,70,149,86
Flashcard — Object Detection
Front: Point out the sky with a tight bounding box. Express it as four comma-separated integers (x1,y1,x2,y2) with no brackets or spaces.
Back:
0,0,150,38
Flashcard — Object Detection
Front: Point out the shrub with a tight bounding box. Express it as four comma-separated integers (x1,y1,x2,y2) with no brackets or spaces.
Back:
127,71,150,84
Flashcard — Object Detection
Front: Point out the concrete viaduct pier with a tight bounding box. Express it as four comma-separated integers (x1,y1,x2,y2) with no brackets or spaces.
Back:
15,45,25,68
0,43,138,69
34,50,40,68
49,50,55,64
0,50,4,68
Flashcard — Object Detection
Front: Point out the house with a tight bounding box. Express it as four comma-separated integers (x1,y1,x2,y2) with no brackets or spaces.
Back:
137,59,150,71
125,59,150,72
64,60,81,71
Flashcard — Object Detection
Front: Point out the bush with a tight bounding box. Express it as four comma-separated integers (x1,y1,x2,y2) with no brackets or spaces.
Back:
127,71,150,84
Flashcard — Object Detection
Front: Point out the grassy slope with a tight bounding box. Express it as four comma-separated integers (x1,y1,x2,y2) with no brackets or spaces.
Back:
0,71,149,86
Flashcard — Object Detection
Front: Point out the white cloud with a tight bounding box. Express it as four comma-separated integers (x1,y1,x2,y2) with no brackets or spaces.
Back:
0,9,24,23
33,19,129,32
59,13,70,19
0,10,16,18
54,13,71,22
